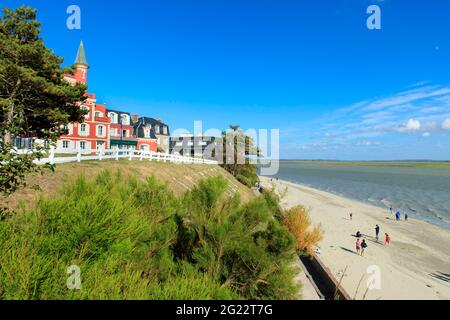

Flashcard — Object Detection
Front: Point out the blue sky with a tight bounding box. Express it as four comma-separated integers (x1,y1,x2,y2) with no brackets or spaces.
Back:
2,0,450,160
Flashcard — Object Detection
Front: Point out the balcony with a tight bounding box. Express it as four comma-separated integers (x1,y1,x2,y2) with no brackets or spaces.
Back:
94,116,110,123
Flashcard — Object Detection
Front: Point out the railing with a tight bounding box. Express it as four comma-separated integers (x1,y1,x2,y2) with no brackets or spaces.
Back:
15,148,218,165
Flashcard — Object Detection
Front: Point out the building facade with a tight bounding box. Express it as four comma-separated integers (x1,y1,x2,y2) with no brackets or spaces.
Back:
57,41,159,153
170,135,217,159
133,117,170,153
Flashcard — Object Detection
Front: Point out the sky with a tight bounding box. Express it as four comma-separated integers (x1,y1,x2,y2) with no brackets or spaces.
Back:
2,0,450,160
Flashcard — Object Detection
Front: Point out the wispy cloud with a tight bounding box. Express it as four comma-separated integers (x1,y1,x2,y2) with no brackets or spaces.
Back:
283,83,450,156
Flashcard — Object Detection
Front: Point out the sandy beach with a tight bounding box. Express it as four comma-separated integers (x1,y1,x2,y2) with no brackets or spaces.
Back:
260,177,450,300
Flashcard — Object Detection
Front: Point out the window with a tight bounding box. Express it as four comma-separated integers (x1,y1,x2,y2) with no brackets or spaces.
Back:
62,141,70,149
163,126,168,135
80,124,89,136
94,111,101,118
156,126,160,134
80,141,86,150
97,125,104,137
97,141,105,149
144,128,151,138
122,130,128,138
108,112,118,124
121,114,130,125
81,106,90,119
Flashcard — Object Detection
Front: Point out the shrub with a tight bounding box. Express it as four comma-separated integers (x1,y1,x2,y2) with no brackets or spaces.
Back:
282,206,323,256
0,170,300,300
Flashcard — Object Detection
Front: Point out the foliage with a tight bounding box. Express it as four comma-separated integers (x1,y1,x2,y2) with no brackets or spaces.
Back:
0,6,87,194
219,125,260,187
0,171,299,300
282,206,323,256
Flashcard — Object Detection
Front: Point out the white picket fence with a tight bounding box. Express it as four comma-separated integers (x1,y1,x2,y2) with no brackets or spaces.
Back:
16,148,218,165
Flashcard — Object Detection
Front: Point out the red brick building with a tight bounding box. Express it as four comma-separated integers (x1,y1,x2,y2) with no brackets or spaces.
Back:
58,41,158,153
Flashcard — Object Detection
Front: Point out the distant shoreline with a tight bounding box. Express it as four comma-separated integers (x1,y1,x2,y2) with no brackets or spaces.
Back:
262,174,450,230
275,160,450,168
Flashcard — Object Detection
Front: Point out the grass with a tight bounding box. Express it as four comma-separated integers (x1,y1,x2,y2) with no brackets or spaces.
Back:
1,160,254,212
0,169,301,300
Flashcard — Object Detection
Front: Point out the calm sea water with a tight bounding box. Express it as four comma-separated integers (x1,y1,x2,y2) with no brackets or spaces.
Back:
262,161,450,229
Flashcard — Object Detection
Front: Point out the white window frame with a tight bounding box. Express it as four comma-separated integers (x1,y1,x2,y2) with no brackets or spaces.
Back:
108,112,118,124
79,123,89,136
97,125,105,137
120,114,130,126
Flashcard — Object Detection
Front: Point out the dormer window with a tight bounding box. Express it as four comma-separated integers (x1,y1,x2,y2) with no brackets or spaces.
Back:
108,112,118,124
120,114,130,125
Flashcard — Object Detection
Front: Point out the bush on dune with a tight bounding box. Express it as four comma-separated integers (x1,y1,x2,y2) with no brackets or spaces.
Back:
0,170,299,300
282,206,323,256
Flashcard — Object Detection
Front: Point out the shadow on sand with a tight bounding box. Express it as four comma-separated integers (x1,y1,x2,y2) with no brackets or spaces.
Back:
340,247,359,255
430,272,450,283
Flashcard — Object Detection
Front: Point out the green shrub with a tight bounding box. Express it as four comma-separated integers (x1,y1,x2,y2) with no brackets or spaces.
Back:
0,170,299,300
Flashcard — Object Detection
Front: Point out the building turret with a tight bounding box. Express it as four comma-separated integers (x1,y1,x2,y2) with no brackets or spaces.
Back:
74,40,89,83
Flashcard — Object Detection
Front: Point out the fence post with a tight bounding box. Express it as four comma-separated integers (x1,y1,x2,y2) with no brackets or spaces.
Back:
140,151,143,161
99,149,103,161
115,149,119,161
128,150,132,161
77,148,81,162
49,146,55,165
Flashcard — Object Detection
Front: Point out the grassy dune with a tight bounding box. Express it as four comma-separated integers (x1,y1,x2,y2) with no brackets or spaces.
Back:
0,161,301,300
1,160,254,212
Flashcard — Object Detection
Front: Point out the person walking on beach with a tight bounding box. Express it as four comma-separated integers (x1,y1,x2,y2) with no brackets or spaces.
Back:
361,240,368,256
356,239,361,255
384,233,391,246
349,213,353,220
375,225,380,242
396,211,401,221
390,206,393,215
405,214,408,221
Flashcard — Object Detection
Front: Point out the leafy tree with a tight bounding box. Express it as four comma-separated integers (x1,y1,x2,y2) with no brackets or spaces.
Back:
219,125,261,187
0,6,87,194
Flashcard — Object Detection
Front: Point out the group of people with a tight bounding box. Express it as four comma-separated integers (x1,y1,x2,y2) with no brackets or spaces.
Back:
354,226,391,256
390,206,408,221
351,211,392,257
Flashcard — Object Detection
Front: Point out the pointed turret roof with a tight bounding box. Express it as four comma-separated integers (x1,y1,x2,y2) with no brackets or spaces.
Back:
75,40,89,67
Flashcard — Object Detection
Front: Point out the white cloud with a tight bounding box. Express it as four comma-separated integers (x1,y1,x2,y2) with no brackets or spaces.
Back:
422,132,431,137
442,119,450,130
398,119,421,132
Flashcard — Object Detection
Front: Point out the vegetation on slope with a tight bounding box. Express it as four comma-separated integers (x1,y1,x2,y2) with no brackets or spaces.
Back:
0,170,300,300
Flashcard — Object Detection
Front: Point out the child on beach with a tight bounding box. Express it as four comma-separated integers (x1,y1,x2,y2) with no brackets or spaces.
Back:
361,240,368,256
356,239,361,255
384,233,391,246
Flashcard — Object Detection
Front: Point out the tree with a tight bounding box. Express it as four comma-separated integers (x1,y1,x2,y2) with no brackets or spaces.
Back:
0,6,87,194
219,125,261,187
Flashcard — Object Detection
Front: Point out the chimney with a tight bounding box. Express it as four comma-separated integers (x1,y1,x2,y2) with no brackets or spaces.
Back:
132,113,139,123
156,118,162,123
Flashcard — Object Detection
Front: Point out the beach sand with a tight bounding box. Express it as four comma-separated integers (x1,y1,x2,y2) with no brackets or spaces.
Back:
260,177,450,300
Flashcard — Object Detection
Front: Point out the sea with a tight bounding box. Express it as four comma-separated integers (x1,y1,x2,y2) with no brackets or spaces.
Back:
261,161,450,229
